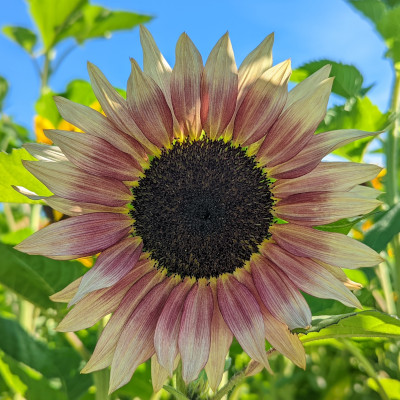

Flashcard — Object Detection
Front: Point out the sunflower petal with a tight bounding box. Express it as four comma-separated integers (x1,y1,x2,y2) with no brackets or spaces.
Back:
251,255,312,329
201,33,238,140
154,278,194,375
24,143,67,161
269,129,381,179
270,223,383,268
262,243,362,308
50,277,82,303
151,354,171,393
272,162,382,198
179,279,213,383
217,275,270,371
81,269,164,373
171,33,203,140
109,277,178,393
15,213,131,260
233,60,291,146
70,237,143,305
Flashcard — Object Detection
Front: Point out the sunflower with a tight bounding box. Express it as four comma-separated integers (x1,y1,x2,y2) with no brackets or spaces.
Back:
15,26,383,394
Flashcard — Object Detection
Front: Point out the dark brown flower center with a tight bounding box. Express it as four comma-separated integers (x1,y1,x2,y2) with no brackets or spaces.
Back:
130,139,273,279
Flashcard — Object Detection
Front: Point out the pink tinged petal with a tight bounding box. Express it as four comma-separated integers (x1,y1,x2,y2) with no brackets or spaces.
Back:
127,59,174,149
258,78,334,167
269,129,381,179
313,259,363,290
284,64,331,111
233,60,291,146
53,96,148,162
270,223,383,269
205,280,233,392
201,33,238,140
50,277,82,303
217,275,271,371
235,269,306,369
272,162,383,198
178,279,213,383
274,191,382,226
251,256,311,330
22,160,132,207
45,130,142,181
45,196,127,216
24,143,67,161
171,33,203,140
154,278,194,375
245,360,264,377
238,33,274,102
15,212,131,260
86,63,159,156
109,277,178,394
151,354,172,392
81,269,164,373
12,186,46,201
70,237,143,305
262,243,362,308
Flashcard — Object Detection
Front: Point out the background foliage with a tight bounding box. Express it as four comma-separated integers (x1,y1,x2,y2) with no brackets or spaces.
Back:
0,0,400,399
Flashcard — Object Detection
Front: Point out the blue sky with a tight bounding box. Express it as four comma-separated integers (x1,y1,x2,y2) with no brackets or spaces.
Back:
0,0,394,134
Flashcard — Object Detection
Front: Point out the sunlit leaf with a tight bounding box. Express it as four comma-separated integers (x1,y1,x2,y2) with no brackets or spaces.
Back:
348,0,387,25
0,148,52,204
64,79,97,107
368,377,400,399
35,89,60,127
27,0,88,50
59,4,152,44
2,26,37,54
377,6,400,62
0,243,86,309
292,60,366,99
0,353,27,396
299,311,400,343
316,217,363,235
363,202,400,252
317,97,389,161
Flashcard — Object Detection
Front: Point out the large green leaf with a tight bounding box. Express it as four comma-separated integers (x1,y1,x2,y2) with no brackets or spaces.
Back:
0,243,86,309
363,202,400,252
348,0,388,25
368,377,400,399
0,316,92,399
27,0,88,50
2,26,37,54
300,311,400,343
317,97,388,161
0,117,30,152
291,60,366,99
59,4,152,44
315,217,364,235
377,6,400,62
0,148,52,203
0,76,9,112
35,89,60,127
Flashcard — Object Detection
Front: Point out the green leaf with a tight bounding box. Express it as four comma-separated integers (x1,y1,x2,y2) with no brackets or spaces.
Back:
368,377,400,399
317,97,389,161
363,202,400,252
2,26,37,54
63,79,97,107
0,148,52,204
348,0,388,25
59,4,152,44
315,217,363,235
0,242,86,309
292,60,366,99
27,0,88,50
0,76,9,112
163,385,189,400
0,117,30,152
0,353,27,396
0,316,92,399
35,89,60,127
377,6,400,63
300,311,400,343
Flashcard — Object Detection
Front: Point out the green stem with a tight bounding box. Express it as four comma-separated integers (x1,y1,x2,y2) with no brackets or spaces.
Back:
342,339,389,400
93,319,110,400
40,52,51,92
211,370,246,400
378,262,396,315
175,361,187,395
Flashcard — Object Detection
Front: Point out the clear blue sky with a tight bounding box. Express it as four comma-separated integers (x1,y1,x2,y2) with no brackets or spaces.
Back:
0,0,394,134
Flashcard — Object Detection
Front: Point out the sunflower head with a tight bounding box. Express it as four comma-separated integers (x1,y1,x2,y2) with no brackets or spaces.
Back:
15,26,382,394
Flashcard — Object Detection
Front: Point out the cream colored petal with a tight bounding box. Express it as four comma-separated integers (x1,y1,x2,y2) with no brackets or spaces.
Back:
272,162,382,198
315,260,363,290
151,354,172,392
127,59,173,149
284,64,331,111
171,33,203,140
268,129,381,179
233,60,291,146
24,143,67,162
50,277,82,303
201,33,238,140
258,77,334,167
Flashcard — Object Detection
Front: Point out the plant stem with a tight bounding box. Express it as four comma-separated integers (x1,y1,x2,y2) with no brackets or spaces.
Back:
40,52,51,92
342,339,389,400
378,261,396,314
386,68,400,314
211,370,246,400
